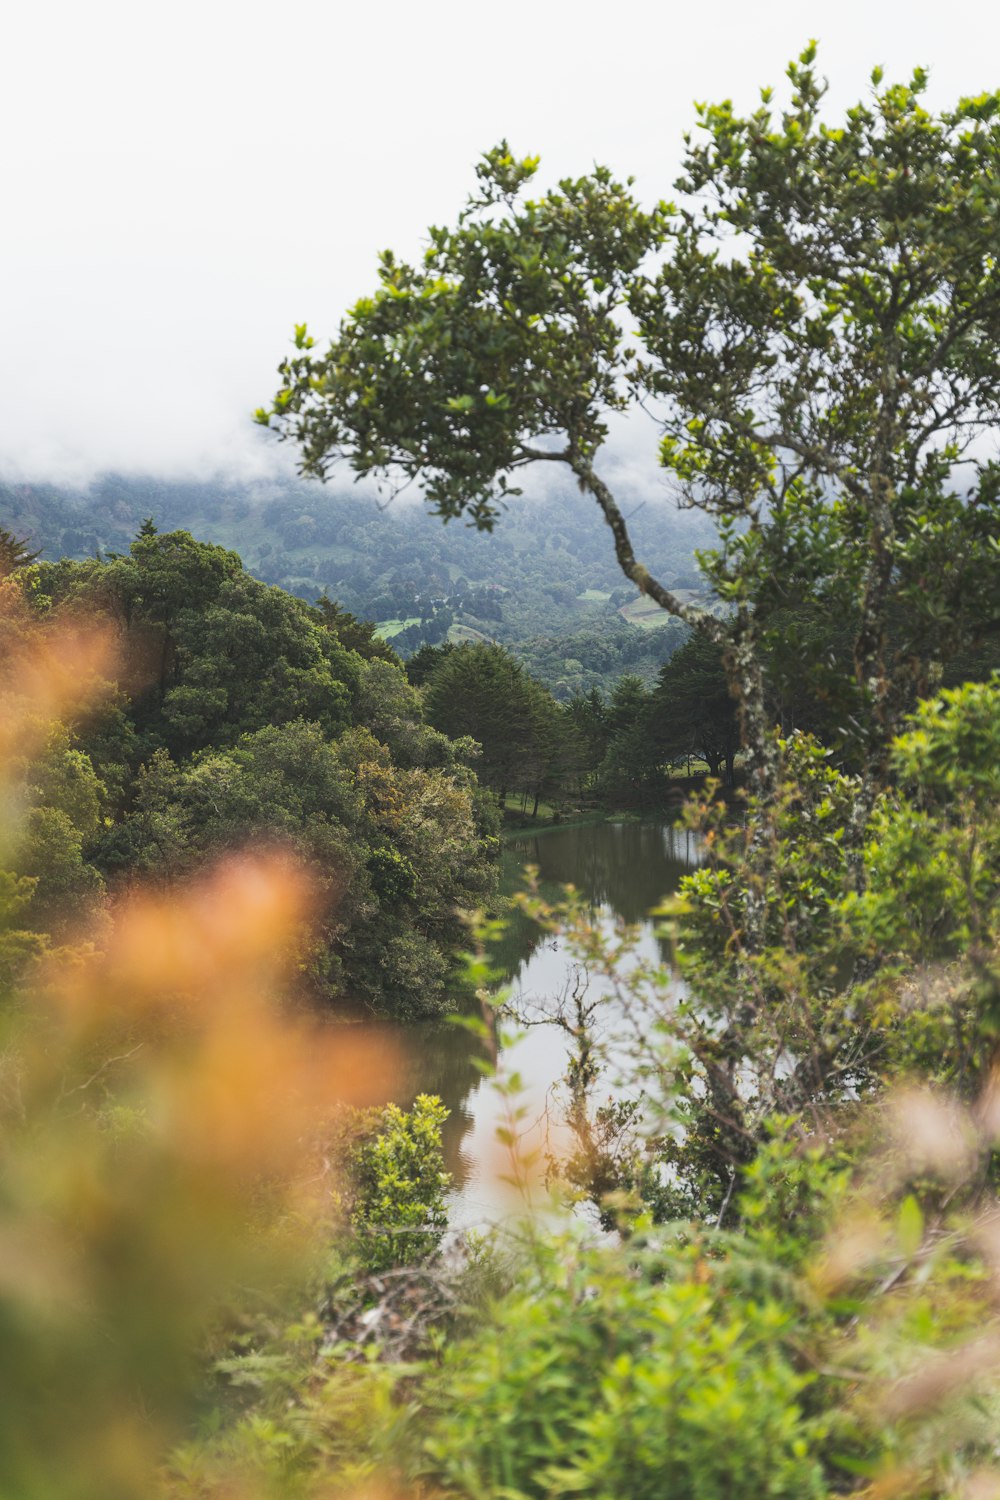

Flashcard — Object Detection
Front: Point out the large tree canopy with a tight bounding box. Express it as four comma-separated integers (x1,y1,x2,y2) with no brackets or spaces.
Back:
258,146,667,531
635,49,1000,778
652,636,740,786
260,52,1000,794
14,531,500,1015
36,531,360,757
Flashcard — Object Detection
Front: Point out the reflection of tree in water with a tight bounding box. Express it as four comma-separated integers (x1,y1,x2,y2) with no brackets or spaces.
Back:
506,821,701,927
377,820,702,1189
493,818,704,1007
485,860,553,979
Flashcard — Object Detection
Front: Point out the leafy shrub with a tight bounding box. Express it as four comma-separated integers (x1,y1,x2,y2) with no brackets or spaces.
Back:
352,1094,450,1273
421,1234,826,1499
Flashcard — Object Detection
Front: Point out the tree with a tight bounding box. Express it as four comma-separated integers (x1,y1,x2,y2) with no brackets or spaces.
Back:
0,527,41,576
596,674,662,804
423,642,549,804
520,679,582,815
405,641,455,688
10,727,107,939
313,593,400,663
111,718,496,1015
649,677,1000,1214
652,635,740,785
17,539,500,1017
353,654,474,771
257,146,666,531
635,49,1000,800
34,532,359,758
566,688,609,768
259,61,1000,805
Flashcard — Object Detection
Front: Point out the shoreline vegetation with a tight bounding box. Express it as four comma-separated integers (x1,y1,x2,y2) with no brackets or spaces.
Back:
501,770,747,837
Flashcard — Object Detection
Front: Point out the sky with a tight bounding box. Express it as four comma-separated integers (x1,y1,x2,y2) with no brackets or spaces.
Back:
4,0,1000,491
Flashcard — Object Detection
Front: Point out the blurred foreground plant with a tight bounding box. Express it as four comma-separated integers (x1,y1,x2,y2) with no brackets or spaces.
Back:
0,590,399,1500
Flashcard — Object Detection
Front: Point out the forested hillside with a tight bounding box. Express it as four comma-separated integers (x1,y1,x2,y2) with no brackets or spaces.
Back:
1,473,709,696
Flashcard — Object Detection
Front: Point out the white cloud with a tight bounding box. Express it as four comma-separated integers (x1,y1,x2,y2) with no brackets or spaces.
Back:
3,0,998,485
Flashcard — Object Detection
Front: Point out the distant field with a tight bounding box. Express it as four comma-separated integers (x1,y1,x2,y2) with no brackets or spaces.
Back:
374,617,421,639
577,588,611,602
618,597,674,629
447,623,489,644
619,590,703,629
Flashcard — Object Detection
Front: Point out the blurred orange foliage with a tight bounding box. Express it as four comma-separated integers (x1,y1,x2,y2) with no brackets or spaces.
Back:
0,577,117,763
0,593,400,1500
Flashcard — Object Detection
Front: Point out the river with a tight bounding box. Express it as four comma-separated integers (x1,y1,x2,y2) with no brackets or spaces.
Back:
369,817,702,1228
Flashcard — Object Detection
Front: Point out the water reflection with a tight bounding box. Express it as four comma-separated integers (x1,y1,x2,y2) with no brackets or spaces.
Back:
504,819,702,930
371,818,702,1225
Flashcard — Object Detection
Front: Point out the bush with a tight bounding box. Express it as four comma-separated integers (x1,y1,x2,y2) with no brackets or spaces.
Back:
351,1095,450,1273
421,1234,826,1499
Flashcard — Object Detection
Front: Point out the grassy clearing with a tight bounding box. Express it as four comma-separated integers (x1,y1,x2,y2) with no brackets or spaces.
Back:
618,589,710,628
618,596,677,628
447,623,489,643
373,617,421,639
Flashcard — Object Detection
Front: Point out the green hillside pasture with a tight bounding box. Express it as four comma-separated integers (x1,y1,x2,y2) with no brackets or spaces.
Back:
447,623,489,644
619,591,720,629
619,596,675,628
374,617,421,639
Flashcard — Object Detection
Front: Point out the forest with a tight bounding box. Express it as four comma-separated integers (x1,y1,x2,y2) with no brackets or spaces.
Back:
3,49,1000,1500
0,472,705,696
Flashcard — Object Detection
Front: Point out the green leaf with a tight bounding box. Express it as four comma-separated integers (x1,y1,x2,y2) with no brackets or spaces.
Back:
897,1194,924,1257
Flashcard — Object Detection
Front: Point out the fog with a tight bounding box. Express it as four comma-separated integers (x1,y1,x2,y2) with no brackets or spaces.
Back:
3,0,998,490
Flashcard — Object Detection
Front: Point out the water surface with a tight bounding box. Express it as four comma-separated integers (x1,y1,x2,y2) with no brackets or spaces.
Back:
376,818,701,1226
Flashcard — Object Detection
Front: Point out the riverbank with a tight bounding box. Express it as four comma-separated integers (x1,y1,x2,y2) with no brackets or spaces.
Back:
500,787,712,840
440,816,704,1223
500,774,744,840
501,806,624,839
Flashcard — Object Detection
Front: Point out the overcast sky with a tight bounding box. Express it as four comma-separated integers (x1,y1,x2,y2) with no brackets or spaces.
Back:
3,0,999,490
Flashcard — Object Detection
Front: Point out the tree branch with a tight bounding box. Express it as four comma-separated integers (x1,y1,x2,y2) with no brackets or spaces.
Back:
566,453,726,643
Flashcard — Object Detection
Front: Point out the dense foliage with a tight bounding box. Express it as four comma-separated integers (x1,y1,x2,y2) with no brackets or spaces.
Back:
4,528,499,1015
351,1094,451,1273
263,54,1000,812
173,677,996,1500
4,48,1000,1500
